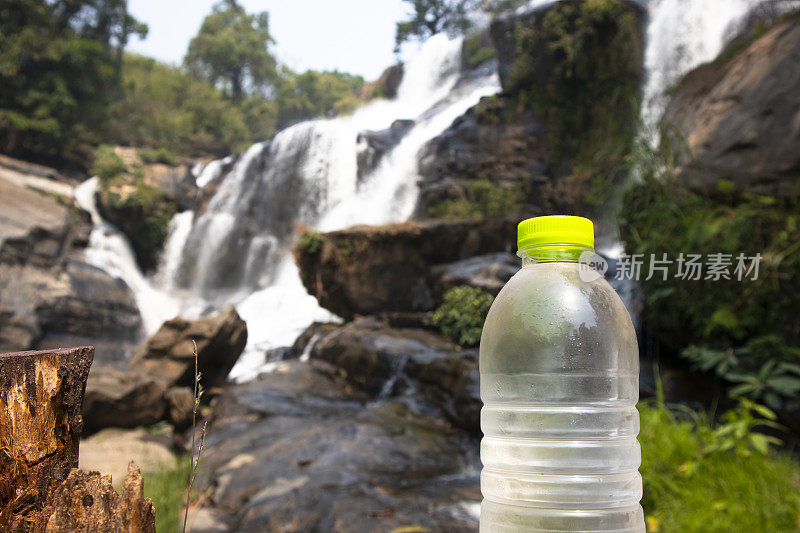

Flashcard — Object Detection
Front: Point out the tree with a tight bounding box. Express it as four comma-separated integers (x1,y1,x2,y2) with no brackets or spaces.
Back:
0,0,146,166
274,69,364,127
394,0,476,51
184,0,278,101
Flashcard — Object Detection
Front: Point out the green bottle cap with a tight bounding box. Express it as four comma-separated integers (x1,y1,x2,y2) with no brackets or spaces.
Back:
517,215,595,250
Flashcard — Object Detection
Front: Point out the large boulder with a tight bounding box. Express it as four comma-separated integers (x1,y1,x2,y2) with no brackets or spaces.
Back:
661,12,800,196
0,165,143,360
197,359,480,531
295,219,516,318
83,307,248,433
82,368,169,433
128,306,247,389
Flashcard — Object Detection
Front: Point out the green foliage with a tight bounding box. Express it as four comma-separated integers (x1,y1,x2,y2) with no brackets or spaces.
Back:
395,0,475,51
184,0,277,101
432,286,494,347
138,147,176,166
143,456,191,533
428,179,523,220
275,69,365,127
91,144,127,186
620,143,800,411
297,230,324,255
0,0,145,166
104,53,268,157
506,0,641,177
701,397,784,457
463,34,496,68
639,399,800,532
103,179,177,271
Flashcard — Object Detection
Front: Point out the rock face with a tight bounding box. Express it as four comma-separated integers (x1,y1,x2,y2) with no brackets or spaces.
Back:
306,317,481,431
662,12,800,196
83,307,247,433
431,252,519,298
295,219,516,318
197,359,480,532
418,0,645,218
0,165,143,361
357,119,414,181
360,63,404,100
95,147,198,272
128,306,247,389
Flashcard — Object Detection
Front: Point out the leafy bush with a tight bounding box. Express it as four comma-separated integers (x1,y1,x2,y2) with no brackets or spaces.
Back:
428,179,523,220
91,145,128,186
639,398,800,531
103,179,177,271
463,34,496,68
297,230,324,255
432,286,495,347
138,147,176,166
620,159,800,412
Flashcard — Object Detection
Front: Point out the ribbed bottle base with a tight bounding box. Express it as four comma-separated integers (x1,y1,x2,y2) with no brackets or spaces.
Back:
480,499,645,532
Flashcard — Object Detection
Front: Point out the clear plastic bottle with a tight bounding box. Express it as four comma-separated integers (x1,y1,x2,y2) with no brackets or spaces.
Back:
479,215,644,532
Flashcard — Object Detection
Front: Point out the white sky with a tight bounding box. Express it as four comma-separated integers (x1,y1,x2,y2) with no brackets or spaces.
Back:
126,0,410,80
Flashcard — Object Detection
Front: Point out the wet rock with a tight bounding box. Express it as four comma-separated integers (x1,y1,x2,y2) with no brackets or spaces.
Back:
302,318,481,431
198,360,480,532
82,368,169,433
662,12,800,196
128,306,247,389
357,119,414,181
294,218,516,318
431,252,519,297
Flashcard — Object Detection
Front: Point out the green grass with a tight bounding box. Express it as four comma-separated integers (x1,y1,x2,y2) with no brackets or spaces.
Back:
639,401,800,532
144,456,191,533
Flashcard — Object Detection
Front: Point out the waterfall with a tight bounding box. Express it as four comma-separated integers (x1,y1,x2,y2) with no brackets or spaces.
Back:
640,0,796,134
75,33,500,381
77,1,783,381
74,178,179,333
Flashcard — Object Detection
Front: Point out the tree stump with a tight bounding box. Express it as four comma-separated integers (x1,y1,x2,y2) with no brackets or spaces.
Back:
0,347,94,529
0,347,156,532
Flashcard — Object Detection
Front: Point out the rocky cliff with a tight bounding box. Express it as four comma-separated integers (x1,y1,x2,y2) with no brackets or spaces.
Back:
294,219,516,318
661,11,800,197
0,156,143,363
417,0,645,220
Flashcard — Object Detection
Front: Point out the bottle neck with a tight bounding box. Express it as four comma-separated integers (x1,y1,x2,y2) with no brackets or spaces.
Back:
518,244,594,266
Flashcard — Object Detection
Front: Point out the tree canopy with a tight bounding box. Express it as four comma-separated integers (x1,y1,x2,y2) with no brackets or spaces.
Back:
0,0,145,165
394,0,475,51
184,0,278,101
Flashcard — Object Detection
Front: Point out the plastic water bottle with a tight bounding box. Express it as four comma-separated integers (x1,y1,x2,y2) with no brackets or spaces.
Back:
479,215,644,532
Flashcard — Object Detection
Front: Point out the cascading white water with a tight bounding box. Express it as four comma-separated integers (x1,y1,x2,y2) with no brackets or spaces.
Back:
74,33,500,380
640,0,794,134
74,178,179,333
77,1,780,381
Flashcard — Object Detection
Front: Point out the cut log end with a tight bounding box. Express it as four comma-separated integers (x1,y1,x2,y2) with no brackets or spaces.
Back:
0,346,94,531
